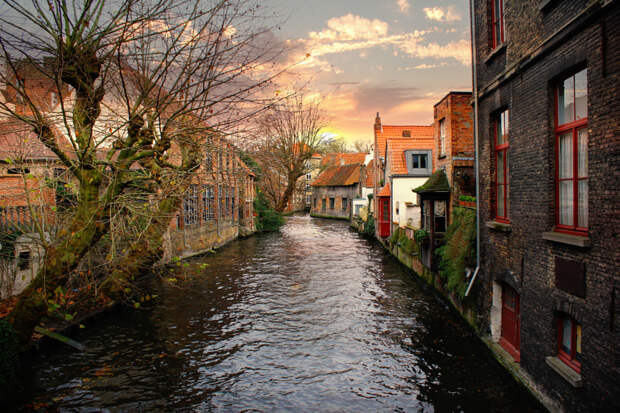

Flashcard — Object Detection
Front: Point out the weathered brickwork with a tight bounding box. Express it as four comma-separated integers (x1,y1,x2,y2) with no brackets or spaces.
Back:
474,1,619,411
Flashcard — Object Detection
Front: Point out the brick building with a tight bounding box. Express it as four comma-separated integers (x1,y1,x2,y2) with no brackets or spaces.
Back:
310,163,365,220
472,1,619,411
414,92,475,270
372,113,434,238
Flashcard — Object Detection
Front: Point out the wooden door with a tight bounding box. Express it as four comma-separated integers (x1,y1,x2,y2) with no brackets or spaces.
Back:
500,284,520,361
379,197,390,238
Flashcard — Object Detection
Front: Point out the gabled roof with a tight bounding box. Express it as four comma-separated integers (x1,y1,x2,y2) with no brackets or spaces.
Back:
413,169,450,193
364,159,375,188
320,152,367,167
377,182,391,197
0,120,73,162
312,163,361,187
386,138,434,175
375,124,433,164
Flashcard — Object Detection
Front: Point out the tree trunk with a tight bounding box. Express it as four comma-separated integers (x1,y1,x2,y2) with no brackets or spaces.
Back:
275,174,298,212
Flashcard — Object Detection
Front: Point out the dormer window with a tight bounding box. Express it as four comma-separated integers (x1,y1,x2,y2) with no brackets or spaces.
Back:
402,130,411,137
404,150,432,175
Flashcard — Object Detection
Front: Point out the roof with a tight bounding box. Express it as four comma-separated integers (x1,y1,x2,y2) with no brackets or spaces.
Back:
374,124,433,168
377,182,391,197
413,169,450,193
320,152,367,167
0,120,73,162
312,163,361,187
386,138,435,175
364,159,375,188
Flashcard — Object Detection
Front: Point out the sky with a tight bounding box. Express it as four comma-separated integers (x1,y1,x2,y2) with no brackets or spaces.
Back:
267,0,472,145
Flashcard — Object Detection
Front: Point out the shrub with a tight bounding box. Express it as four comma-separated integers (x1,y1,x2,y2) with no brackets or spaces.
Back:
254,192,285,232
458,195,476,202
363,214,375,237
436,207,476,299
414,229,429,244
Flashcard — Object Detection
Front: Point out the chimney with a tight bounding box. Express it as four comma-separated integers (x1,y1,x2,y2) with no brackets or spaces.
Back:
374,112,382,132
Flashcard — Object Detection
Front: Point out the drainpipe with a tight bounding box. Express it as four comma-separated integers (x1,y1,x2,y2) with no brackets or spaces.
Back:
465,0,480,297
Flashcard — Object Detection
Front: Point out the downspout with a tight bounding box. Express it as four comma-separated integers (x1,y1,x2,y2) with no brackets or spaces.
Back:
465,0,480,297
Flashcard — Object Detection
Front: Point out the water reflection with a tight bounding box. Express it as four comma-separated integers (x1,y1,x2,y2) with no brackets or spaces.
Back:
17,215,544,412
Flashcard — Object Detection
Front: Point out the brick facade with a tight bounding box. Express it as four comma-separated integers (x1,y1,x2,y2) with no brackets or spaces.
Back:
473,1,619,411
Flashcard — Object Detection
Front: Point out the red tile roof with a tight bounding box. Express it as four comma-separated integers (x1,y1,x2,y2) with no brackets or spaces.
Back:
0,120,73,161
386,138,435,175
320,152,367,167
312,163,361,187
374,125,433,166
377,182,390,197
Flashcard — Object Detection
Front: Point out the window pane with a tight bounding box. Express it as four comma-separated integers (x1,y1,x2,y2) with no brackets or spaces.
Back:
420,155,427,169
558,76,575,125
578,129,588,177
576,324,582,354
497,184,505,217
559,181,573,226
559,133,573,179
578,179,588,227
497,150,504,184
412,155,419,168
562,318,572,354
502,110,509,142
574,69,587,121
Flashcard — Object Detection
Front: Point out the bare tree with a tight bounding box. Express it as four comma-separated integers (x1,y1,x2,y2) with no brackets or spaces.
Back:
0,0,287,346
256,95,326,212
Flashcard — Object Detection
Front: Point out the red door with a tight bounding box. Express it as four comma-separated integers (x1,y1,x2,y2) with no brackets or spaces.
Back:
378,197,390,238
500,284,520,362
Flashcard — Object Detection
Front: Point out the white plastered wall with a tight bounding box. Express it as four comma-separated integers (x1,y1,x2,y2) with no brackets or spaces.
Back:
490,281,502,342
392,176,428,229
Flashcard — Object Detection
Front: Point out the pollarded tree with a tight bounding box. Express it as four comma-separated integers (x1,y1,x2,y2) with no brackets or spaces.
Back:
256,95,326,212
0,0,288,346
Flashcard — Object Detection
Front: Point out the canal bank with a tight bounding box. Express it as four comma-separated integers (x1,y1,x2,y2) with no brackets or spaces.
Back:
356,212,557,412
10,215,545,411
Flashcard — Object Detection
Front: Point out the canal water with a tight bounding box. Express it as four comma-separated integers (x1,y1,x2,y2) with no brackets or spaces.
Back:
17,215,544,412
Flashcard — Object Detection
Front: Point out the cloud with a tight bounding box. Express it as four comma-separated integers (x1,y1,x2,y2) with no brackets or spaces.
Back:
398,63,449,71
397,0,410,14
423,7,462,22
398,38,471,65
308,14,388,42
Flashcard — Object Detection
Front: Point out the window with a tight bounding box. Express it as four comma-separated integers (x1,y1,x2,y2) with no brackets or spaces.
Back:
231,186,236,221
203,185,215,221
50,91,58,107
491,0,505,48
412,154,427,169
402,130,411,137
342,197,348,211
313,198,317,208
405,150,432,175
306,173,312,180
558,314,582,373
495,109,509,222
434,200,446,233
183,185,199,226
329,197,335,210
556,69,588,233
439,119,446,156
321,198,326,211
18,251,30,271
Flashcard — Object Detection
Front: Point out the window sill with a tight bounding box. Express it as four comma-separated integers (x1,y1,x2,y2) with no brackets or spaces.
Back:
485,220,512,232
542,231,590,247
545,356,582,388
484,43,506,65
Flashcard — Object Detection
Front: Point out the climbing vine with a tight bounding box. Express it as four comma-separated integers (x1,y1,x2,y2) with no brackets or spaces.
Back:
436,207,476,299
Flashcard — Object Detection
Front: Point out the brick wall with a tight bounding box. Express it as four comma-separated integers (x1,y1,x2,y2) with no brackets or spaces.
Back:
474,1,620,411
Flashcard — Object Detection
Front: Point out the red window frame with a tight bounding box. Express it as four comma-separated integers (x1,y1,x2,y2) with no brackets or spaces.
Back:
555,69,588,235
494,109,509,222
491,0,505,49
557,314,582,374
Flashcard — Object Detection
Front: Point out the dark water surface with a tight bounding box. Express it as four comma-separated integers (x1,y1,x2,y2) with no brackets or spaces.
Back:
17,215,544,412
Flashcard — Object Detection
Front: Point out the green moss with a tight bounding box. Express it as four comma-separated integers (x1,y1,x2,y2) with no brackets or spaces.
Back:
436,207,476,299
413,169,450,193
